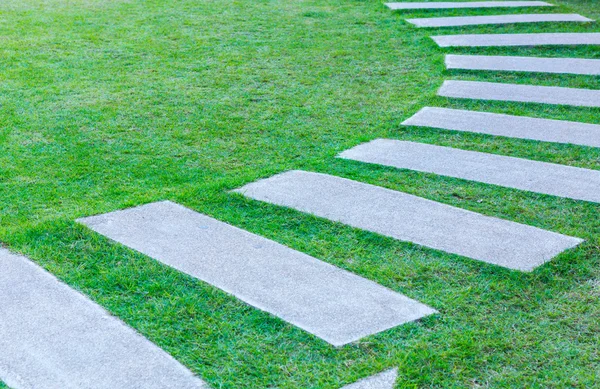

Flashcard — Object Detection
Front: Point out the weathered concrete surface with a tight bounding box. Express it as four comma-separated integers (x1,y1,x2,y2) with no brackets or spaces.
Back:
407,14,590,27
0,248,209,389
340,369,398,389
78,201,435,346
235,171,583,271
446,55,600,75
402,107,600,148
433,32,600,47
386,1,552,10
339,139,600,203
438,80,600,107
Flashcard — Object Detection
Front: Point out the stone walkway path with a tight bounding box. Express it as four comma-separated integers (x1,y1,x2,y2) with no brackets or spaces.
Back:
2,0,598,387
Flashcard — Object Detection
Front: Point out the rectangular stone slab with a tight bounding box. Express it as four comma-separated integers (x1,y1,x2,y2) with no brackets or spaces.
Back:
386,1,552,10
0,248,209,389
402,107,600,148
432,32,600,47
446,55,600,75
234,171,582,271
407,14,591,27
438,80,600,107
78,201,436,347
341,369,398,389
339,139,600,203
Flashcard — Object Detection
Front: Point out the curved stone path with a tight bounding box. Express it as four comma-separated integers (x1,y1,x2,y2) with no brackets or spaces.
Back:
1,1,598,388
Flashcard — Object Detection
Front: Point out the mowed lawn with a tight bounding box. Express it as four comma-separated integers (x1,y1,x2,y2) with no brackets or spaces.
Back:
0,0,599,387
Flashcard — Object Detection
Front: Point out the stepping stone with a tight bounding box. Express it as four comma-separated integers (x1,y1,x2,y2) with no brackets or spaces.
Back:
234,171,582,271
445,55,600,75
0,248,209,389
78,201,436,347
407,14,591,27
438,80,600,107
339,139,600,203
340,369,398,389
386,1,552,10
403,107,600,148
432,32,600,47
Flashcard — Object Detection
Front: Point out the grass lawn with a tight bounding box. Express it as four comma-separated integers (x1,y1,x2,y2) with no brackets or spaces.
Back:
1,0,599,387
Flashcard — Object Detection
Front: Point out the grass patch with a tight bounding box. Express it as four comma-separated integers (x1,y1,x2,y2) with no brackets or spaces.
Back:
0,0,598,387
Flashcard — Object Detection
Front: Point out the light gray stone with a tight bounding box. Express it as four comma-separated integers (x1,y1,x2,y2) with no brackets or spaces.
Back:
234,171,582,271
432,32,600,47
445,55,600,75
339,139,600,203
340,369,398,389
438,80,600,107
402,107,600,148
78,201,436,347
407,14,591,27
386,1,552,10
0,248,209,389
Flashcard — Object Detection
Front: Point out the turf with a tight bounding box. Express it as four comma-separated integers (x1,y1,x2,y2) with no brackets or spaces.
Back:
0,0,598,388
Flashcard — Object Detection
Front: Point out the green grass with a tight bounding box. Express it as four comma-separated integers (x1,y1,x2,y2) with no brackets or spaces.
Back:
1,0,599,387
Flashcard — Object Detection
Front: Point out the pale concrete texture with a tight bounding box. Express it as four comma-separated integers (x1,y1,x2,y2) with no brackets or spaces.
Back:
340,369,398,389
0,248,209,389
235,171,582,271
433,32,600,47
386,1,552,10
78,201,436,347
403,107,600,148
339,139,600,203
438,80,600,107
407,14,590,28
445,55,600,75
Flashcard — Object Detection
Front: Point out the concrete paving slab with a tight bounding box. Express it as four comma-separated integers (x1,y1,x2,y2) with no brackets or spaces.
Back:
445,55,600,75
386,1,552,10
339,139,600,203
78,201,436,347
408,14,590,27
0,248,209,389
402,107,600,148
438,80,600,107
234,171,582,271
432,32,600,47
340,369,398,389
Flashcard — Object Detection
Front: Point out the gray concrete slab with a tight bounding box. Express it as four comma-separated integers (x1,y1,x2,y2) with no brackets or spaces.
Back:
438,80,600,107
339,139,600,203
386,1,552,10
432,32,600,47
0,248,209,389
402,107,600,148
78,201,436,347
234,171,582,271
408,14,590,27
340,369,398,389
445,55,600,75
